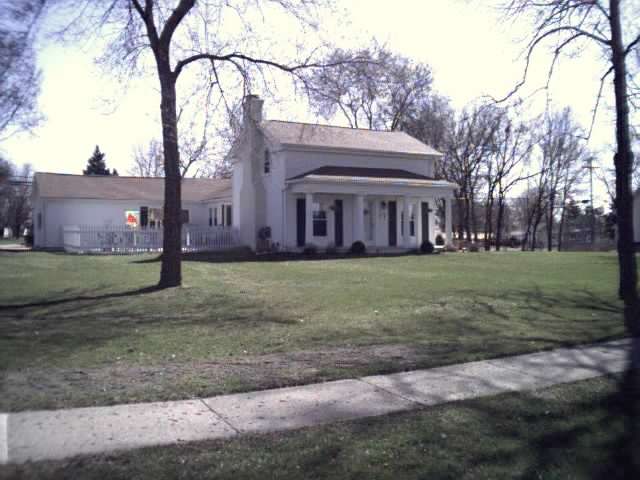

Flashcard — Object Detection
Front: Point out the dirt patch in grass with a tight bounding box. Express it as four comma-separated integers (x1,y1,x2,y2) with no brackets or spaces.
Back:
1,344,427,412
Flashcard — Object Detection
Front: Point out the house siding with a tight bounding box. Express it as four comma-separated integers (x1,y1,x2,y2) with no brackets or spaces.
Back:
33,197,207,249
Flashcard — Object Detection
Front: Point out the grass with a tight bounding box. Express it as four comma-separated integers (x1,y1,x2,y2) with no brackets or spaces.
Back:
2,376,635,479
0,250,629,411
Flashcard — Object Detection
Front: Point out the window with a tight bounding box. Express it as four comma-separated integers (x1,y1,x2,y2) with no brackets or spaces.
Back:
214,207,218,226
410,212,415,236
140,206,149,228
312,204,327,236
149,208,163,228
225,205,232,226
181,209,190,224
209,208,213,227
264,149,271,174
37,212,42,230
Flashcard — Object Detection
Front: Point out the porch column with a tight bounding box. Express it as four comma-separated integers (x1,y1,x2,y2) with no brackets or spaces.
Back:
415,198,423,247
428,198,436,244
354,194,365,243
403,195,411,247
445,197,453,246
372,199,380,247
305,192,313,245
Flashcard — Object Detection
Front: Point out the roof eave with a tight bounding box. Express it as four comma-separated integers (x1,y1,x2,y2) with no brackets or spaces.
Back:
286,176,458,189
278,143,441,159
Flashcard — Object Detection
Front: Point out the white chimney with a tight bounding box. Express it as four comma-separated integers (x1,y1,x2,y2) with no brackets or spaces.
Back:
243,94,263,124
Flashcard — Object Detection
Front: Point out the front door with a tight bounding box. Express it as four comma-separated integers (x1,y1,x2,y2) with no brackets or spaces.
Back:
421,202,429,243
334,199,343,247
297,198,306,247
388,201,397,247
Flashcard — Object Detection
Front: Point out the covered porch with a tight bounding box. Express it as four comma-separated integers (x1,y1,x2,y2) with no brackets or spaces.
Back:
285,167,457,252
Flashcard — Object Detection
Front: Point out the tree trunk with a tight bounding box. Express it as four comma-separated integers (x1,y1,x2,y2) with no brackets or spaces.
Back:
157,67,182,288
484,193,494,251
531,210,543,251
546,192,555,251
609,0,640,474
464,195,472,242
471,193,479,243
496,195,505,251
456,195,465,241
521,218,531,251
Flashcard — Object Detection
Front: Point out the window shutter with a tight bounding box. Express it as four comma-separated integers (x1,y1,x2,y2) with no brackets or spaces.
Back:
140,206,148,228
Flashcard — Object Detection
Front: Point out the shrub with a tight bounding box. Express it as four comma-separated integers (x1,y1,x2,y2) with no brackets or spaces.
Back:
420,240,435,254
257,226,271,241
349,240,366,255
302,243,318,256
435,234,445,246
469,243,480,252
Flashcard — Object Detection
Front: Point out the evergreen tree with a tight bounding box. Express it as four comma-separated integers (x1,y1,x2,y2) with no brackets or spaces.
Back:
83,146,111,175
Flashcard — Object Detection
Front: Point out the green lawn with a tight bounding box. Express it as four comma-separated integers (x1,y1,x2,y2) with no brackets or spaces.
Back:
0,250,629,411
2,376,634,479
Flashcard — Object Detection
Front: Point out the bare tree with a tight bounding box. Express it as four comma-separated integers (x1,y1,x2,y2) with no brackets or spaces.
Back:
400,94,454,154
0,160,32,237
53,0,350,287
0,1,45,140
483,112,535,250
130,139,164,177
306,45,433,130
501,0,640,471
521,174,548,251
539,109,588,251
556,156,586,251
442,103,502,242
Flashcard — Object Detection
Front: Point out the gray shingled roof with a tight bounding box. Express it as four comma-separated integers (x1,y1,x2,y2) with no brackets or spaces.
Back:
34,173,231,203
288,166,435,181
261,120,441,156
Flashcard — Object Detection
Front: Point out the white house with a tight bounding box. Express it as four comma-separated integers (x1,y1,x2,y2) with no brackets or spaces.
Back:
231,95,457,252
32,95,457,252
32,174,231,249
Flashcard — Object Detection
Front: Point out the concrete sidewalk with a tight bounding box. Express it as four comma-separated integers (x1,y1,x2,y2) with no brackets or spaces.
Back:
1,339,630,465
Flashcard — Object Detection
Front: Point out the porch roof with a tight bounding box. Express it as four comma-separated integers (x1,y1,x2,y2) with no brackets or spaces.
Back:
286,166,456,189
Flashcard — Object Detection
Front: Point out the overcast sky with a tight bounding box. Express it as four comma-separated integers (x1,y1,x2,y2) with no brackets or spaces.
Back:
0,0,621,203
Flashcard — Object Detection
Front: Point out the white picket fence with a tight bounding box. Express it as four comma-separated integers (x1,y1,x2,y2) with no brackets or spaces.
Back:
62,225,239,254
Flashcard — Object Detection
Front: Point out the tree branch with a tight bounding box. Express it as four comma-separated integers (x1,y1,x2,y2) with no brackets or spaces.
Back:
624,33,640,57
159,0,195,48
494,24,610,103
